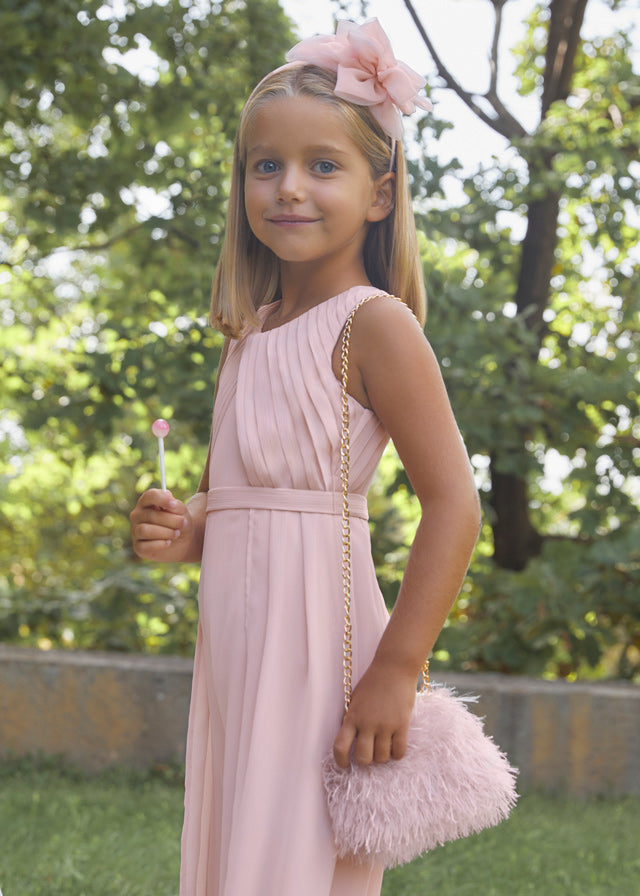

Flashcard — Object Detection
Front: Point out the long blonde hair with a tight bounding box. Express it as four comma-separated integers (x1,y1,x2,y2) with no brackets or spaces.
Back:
211,65,426,337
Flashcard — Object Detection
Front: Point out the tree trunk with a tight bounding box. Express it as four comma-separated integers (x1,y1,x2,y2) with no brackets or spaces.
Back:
514,191,561,327
488,0,588,570
542,0,590,116
490,465,544,570
488,188,561,569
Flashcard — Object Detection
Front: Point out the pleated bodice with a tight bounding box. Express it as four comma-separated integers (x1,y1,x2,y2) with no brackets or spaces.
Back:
209,285,389,494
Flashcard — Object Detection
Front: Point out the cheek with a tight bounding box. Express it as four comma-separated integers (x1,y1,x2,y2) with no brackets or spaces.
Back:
244,180,264,227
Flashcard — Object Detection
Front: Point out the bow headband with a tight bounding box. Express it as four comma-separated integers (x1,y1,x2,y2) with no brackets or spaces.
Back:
285,18,433,142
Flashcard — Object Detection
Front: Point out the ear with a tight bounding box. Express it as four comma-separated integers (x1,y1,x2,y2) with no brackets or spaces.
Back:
366,172,395,223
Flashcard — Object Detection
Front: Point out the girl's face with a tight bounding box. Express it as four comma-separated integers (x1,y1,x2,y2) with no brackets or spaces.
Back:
244,95,392,280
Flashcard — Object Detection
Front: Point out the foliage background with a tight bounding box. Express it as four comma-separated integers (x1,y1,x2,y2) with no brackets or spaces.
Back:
1,0,638,680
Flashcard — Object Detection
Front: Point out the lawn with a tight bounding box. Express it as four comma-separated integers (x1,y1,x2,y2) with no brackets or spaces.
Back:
1,760,638,896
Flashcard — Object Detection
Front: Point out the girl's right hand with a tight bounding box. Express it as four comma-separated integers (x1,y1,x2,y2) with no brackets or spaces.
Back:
130,489,194,562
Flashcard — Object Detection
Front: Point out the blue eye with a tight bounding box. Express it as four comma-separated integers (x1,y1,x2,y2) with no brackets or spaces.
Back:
256,160,278,174
314,160,336,174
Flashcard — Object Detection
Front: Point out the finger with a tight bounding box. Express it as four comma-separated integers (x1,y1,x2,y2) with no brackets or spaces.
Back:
390,730,408,761
352,730,375,766
333,720,357,768
145,507,186,530
134,522,183,544
132,507,185,537
373,732,393,764
140,489,183,512
133,539,178,561
131,503,185,534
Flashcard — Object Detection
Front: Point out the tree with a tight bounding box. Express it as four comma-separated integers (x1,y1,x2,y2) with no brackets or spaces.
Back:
404,0,638,560
0,0,293,652
399,0,639,676
2,0,638,679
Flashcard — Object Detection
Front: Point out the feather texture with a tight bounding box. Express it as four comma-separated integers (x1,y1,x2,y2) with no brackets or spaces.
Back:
322,686,519,868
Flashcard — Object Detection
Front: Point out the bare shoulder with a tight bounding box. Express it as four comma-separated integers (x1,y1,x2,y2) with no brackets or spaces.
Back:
351,295,436,377
353,294,424,339
335,294,443,412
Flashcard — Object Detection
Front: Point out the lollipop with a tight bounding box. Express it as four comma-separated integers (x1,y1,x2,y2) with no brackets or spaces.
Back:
152,418,171,490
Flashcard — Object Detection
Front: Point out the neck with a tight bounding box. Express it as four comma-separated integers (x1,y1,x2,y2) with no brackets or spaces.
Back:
277,259,371,318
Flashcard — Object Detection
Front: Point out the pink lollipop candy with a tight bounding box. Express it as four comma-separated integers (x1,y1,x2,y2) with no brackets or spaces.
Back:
152,418,170,489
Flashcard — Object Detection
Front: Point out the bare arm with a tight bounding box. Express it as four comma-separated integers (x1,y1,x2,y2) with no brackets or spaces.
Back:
130,338,231,564
333,298,481,766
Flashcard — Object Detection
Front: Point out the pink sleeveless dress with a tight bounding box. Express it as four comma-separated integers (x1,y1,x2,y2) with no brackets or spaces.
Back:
180,286,391,896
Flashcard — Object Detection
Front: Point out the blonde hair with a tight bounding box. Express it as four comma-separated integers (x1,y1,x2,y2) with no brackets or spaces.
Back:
211,65,426,337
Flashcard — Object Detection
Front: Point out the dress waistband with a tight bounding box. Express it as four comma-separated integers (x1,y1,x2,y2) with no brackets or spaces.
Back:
206,486,368,520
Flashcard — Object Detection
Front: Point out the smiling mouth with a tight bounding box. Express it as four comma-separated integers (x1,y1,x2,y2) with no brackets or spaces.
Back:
267,216,319,224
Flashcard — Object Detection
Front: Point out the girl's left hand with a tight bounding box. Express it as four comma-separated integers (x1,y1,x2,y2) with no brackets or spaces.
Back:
332,658,418,767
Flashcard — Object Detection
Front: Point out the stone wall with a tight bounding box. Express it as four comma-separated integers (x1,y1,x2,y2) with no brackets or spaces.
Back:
1,645,638,795
0,646,191,772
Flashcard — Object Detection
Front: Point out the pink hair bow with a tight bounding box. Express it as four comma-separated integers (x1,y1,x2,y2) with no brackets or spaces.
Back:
285,18,432,141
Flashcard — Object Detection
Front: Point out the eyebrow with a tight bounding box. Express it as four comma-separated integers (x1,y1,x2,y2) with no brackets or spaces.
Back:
246,143,351,159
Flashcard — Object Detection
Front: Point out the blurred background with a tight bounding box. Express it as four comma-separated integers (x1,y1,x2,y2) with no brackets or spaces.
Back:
1,0,639,683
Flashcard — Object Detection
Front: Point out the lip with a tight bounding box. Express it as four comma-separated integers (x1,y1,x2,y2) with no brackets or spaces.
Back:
267,215,319,225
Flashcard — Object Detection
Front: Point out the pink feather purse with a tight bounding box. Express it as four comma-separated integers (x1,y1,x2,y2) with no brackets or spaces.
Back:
322,297,518,868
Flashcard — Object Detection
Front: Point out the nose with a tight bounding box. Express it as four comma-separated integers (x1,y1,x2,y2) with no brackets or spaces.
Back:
276,164,305,202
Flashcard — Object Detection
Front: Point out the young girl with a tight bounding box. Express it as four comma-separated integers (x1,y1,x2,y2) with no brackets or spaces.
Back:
130,18,480,896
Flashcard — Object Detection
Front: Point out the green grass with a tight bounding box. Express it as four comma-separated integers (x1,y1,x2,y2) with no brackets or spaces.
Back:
1,760,638,896
0,761,182,896
382,794,639,896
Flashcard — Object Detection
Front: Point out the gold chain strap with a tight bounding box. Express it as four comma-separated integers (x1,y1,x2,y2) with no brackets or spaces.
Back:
339,295,430,711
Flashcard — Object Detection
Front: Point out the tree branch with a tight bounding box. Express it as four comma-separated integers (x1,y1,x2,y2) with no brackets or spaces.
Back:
74,224,145,252
168,226,199,250
488,0,504,98
605,434,640,450
403,0,528,140
68,219,201,253
486,0,525,128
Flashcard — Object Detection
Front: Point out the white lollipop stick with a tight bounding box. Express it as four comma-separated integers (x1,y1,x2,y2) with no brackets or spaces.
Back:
151,419,171,490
